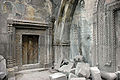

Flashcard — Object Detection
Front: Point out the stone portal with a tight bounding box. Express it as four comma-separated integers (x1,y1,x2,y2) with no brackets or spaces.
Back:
7,19,53,69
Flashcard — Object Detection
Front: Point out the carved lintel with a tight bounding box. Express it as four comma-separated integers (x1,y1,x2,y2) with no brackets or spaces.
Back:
7,19,49,26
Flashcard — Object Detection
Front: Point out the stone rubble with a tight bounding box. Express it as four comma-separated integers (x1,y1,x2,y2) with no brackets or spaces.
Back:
73,56,84,62
50,55,119,80
0,54,119,80
101,71,117,80
58,62,73,73
70,68,75,74
90,67,102,80
68,73,78,80
72,55,85,68
75,62,90,78
115,71,120,80
0,72,6,80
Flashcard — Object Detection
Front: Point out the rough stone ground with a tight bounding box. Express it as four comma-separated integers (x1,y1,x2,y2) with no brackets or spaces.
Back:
8,68,52,80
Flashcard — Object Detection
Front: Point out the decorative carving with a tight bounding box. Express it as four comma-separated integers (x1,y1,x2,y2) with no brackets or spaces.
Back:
93,0,120,71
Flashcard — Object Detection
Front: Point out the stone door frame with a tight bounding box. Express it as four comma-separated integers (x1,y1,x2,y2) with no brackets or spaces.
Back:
7,19,53,70
106,1,120,71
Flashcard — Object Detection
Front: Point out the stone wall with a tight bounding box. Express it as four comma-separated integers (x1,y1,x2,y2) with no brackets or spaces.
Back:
50,0,62,19
70,0,95,65
1,0,52,22
54,0,120,72
54,0,96,65
54,0,79,65
93,0,120,72
0,0,9,59
0,0,54,68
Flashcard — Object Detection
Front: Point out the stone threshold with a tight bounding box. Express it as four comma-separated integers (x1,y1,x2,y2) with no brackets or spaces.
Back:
15,68,49,75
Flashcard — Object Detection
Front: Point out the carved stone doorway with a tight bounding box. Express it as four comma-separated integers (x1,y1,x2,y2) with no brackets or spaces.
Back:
22,35,39,65
7,19,53,69
15,28,46,68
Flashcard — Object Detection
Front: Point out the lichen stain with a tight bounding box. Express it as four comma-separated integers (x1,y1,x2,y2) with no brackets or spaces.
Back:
25,5,35,20
1,0,52,21
15,0,24,3
105,0,110,3
3,2,13,13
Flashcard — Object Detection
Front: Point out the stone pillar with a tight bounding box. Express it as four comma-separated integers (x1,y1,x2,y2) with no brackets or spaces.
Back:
7,24,16,68
48,16,55,67
45,26,53,68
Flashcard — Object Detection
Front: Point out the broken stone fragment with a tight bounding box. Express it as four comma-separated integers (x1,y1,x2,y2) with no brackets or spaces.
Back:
73,55,84,67
73,55,84,62
70,68,76,74
58,62,74,73
101,71,117,80
73,55,85,68
75,62,90,78
115,71,120,75
70,77,86,80
115,71,120,80
90,67,102,80
60,59,70,67
0,55,7,79
49,72,67,80
0,72,6,79
68,73,78,80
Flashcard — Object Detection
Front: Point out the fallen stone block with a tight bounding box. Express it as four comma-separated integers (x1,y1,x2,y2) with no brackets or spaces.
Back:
90,67,102,80
60,59,69,67
68,73,78,80
70,68,76,74
115,71,120,80
75,62,90,78
49,72,67,80
101,71,117,80
58,62,73,73
0,55,7,79
70,77,86,80
0,72,6,79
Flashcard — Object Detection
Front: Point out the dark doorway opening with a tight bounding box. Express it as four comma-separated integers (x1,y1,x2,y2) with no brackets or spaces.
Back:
22,35,39,65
